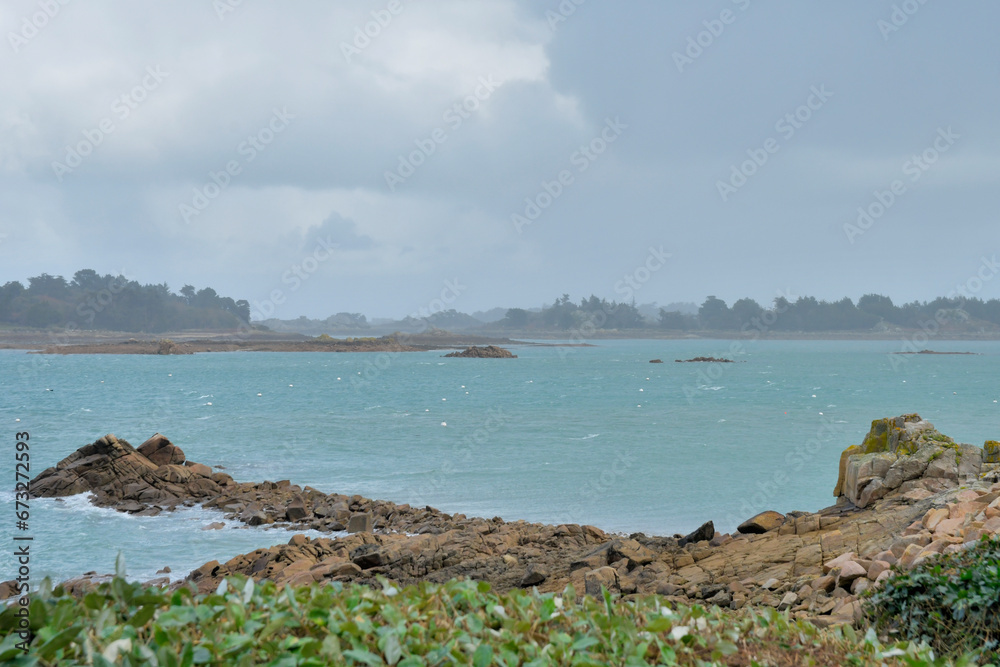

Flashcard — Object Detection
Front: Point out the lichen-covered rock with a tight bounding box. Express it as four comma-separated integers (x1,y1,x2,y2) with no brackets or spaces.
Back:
860,414,938,455
985,440,1000,464
837,415,979,507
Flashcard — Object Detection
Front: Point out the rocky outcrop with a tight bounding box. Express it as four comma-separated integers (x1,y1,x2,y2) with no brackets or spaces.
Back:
30,434,233,513
21,415,1000,631
443,345,517,358
834,414,983,508
674,357,734,363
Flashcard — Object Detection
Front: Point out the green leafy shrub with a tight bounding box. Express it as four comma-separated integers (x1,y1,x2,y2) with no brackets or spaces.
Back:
864,535,1000,661
0,575,960,666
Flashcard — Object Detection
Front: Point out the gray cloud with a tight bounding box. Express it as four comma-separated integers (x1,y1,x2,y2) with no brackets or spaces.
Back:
1,0,998,317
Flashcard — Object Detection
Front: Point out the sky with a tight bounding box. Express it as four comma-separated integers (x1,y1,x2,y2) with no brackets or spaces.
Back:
1,1,998,321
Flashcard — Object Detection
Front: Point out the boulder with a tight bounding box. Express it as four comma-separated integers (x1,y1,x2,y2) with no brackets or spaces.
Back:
138,434,186,466
584,567,620,596
285,496,308,522
608,538,656,567
678,520,714,547
737,511,785,534
985,440,1000,464
347,513,374,533
833,560,866,588
520,564,548,587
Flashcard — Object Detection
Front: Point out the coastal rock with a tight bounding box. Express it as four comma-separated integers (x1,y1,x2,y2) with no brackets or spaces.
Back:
985,440,1000,464
674,357,734,363
836,415,982,507
678,521,715,547
29,434,232,511
443,345,516,359
649,359,663,363
138,433,186,466
520,564,548,587
584,567,620,596
285,495,308,521
32,417,1000,620
30,434,159,499
737,511,785,534
347,513,374,533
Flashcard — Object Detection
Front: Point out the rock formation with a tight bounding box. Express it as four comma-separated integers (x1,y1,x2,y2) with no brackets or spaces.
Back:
834,414,982,508
443,345,517,358
21,415,1000,630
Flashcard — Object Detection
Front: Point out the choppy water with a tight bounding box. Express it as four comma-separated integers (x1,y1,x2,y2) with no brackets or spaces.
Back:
2,339,999,586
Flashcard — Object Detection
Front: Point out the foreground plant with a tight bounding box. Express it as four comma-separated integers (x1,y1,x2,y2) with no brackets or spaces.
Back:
865,535,1000,663
0,572,965,666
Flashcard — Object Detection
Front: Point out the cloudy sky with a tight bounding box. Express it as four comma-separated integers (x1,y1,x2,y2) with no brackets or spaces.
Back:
2,1,998,320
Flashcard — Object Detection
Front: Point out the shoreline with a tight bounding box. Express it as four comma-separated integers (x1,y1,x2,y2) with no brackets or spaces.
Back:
15,415,1000,628
3,326,1000,353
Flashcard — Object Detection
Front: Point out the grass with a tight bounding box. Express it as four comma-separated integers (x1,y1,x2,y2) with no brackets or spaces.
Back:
0,571,977,666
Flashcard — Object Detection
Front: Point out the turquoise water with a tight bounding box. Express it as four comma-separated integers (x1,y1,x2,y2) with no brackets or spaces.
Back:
2,339,999,585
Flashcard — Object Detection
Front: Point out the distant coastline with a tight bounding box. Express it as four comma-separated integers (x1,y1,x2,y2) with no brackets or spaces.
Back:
3,326,1000,353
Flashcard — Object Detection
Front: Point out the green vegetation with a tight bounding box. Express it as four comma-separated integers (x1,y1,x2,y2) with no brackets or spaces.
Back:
864,536,1000,663
0,270,250,332
1,573,969,666
500,295,645,331
496,292,1000,333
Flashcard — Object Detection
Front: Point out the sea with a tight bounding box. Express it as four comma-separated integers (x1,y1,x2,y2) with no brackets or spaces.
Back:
1,339,999,587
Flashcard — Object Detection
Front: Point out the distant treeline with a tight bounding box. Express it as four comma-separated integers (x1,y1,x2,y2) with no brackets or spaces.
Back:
497,294,1000,332
0,270,250,332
